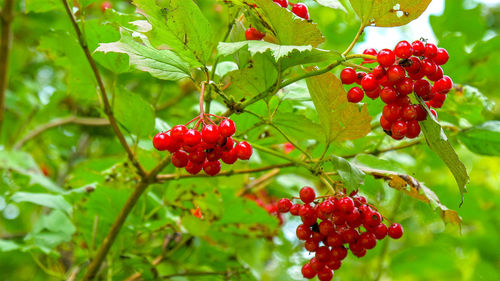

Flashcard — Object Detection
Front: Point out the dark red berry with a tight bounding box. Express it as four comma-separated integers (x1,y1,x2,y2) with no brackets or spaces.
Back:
372,65,386,79
421,59,437,76
406,120,421,138
188,150,206,164
277,198,292,213
414,104,427,121
319,220,334,236
347,87,364,103
301,263,316,279
315,246,332,262
365,87,381,99
414,79,433,100
290,204,301,216
340,68,357,84
412,40,425,56
203,160,221,176
234,141,252,160
433,48,449,65
394,40,413,59
185,161,203,175
300,186,316,204
391,121,408,139
430,93,446,108
218,119,236,137
338,197,355,213
317,268,333,281
327,259,341,270
299,204,314,217
380,116,393,131
355,72,366,85
292,3,309,20
382,104,402,122
305,238,319,252
352,248,367,258
331,246,348,260
341,228,360,244
380,86,398,104
319,201,334,214
402,105,417,121
403,57,421,73
427,66,444,81
372,223,388,240
359,232,377,249
326,233,343,247
388,223,404,239
377,49,396,67
172,151,189,168
245,27,265,41
221,149,238,164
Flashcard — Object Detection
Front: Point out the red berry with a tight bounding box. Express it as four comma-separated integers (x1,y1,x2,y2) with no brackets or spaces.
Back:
290,204,301,216
273,0,288,8
395,95,411,106
355,72,366,85
319,201,334,214
171,125,187,143
245,27,265,41
188,150,205,164
363,48,377,57
408,68,426,80
394,40,413,59
380,86,398,104
310,257,325,272
365,87,380,99
372,65,386,80
299,204,314,217
346,209,362,228
361,73,379,91
430,93,446,108
382,104,402,122
434,76,453,94
315,246,332,262
317,268,333,281
363,210,382,227
185,161,203,175
340,68,357,84
341,228,360,244
301,263,316,279
297,224,312,240
311,231,324,243
427,66,444,81
172,151,189,168
430,108,438,118
421,59,437,76
326,233,343,247
372,223,388,240
388,223,404,239
305,238,319,252
183,129,202,146
319,220,335,236
277,198,292,213
100,1,111,12
221,137,234,151
201,124,219,144
414,79,433,100
402,105,417,121
433,48,449,65
352,248,367,258
414,104,427,121
403,57,421,73
359,232,377,249
234,141,252,160
327,259,341,270
380,116,393,131
338,197,354,213
424,43,438,58
331,246,348,260
412,40,425,56
377,49,396,67
153,132,171,151
300,186,316,204
347,87,364,103
391,121,408,139
395,77,414,95
221,149,238,164
406,120,421,138
292,3,309,20
203,160,221,176
218,119,236,137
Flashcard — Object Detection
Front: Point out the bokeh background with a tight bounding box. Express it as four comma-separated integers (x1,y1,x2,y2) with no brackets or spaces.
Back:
0,0,499,280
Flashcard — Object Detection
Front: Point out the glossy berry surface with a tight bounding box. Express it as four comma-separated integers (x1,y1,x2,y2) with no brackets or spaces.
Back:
292,3,309,20
245,27,265,41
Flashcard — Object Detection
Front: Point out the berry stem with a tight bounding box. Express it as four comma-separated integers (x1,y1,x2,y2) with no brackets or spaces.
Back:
341,61,373,72
342,24,366,56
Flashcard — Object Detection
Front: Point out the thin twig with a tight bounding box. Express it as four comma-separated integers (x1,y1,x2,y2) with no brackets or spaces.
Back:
61,0,146,177
0,0,15,137
342,24,365,56
13,116,109,149
162,269,245,279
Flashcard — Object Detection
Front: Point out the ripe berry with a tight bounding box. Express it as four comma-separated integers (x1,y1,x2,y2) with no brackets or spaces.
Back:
361,73,379,91
245,27,265,41
221,149,238,164
377,49,396,67
403,57,421,73
380,87,398,104
424,43,438,58
372,65,386,80
430,93,446,108
153,132,171,151
408,68,426,80
338,197,355,213
395,95,411,106
301,263,316,279
310,257,325,272
414,104,427,121
340,67,357,84
411,40,425,56
319,220,334,236
317,268,333,281
430,108,438,118
201,124,219,144
394,40,413,59
305,238,319,252
363,48,377,57
414,79,433,100
185,161,203,175
203,160,221,176
327,259,341,270
100,1,111,12
434,76,453,94
347,87,364,103
278,198,292,213
172,151,189,168
359,232,377,249
221,137,234,151
292,3,309,20
382,104,402,122
290,204,301,216
391,121,408,139
319,201,334,214
234,141,252,160
355,72,366,85
171,125,187,143
316,246,332,262
372,223,388,240
386,65,405,82
365,87,380,99
299,204,314,217
363,210,382,227
427,66,444,81
326,232,343,247
380,116,393,131
300,186,316,204
183,129,202,146
297,223,312,240
402,105,417,121
219,119,236,137
395,77,413,95
341,228,360,244
421,59,437,76
406,120,421,138
388,223,404,239
433,48,449,65
331,246,348,260
273,0,288,8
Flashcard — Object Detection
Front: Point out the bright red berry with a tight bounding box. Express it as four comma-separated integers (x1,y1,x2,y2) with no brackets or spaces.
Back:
340,67,357,84
206,147,222,161
380,86,398,104
234,141,252,160
380,116,393,131
377,49,396,67
273,0,288,8
221,149,238,164
394,40,413,59
170,125,187,143
434,76,453,94
424,43,438,58
292,3,309,20
290,204,301,216
372,65,386,80
203,160,221,176
411,40,425,56
319,220,335,236
402,105,417,121
153,132,171,151
382,104,402,122
433,48,449,65
319,201,334,214
427,66,444,81
430,93,446,108
171,151,189,168
278,198,292,213
361,73,379,91
347,87,364,103
403,57,421,73
406,120,421,138
301,263,316,279
201,124,219,144
300,186,316,204
391,121,408,139
245,27,265,41
395,77,414,95
185,161,203,175
421,59,437,76
365,87,380,99
218,119,236,137
372,223,388,240
183,129,202,146
414,79,433,100
359,232,377,249
338,197,354,213
296,224,312,240
388,223,404,239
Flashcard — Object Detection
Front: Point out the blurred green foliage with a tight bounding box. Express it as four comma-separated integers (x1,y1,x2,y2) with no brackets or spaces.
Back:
0,0,499,280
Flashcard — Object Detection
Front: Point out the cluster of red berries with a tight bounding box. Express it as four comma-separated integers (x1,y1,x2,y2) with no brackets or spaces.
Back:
340,40,453,140
152,115,252,176
278,187,404,280
245,1,310,41
245,190,285,225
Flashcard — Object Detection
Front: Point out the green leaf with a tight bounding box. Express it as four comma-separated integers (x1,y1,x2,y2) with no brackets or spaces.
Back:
314,0,348,11
114,88,155,137
458,121,500,156
11,192,73,215
225,0,324,47
25,0,62,13
25,210,76,251
417,98,469,203
218,41,312,61
0,240,20,252
273,114,324,142
132,0,215,67
348,0,431,27
328,155,365,190
96,29,191,80
224,53,278,100
305,70,371,143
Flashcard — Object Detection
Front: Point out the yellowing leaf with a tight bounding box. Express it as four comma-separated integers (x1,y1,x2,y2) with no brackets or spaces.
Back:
305,70,371,143
349,0,432,27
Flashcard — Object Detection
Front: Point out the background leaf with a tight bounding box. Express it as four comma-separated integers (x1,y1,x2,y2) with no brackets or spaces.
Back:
348,0,432,27
458,121,500,156
113,88,155,137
